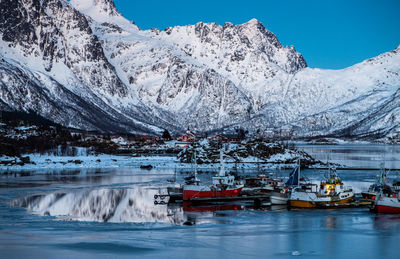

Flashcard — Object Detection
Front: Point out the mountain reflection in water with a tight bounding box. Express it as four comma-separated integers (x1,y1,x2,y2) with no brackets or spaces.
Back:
13,187,185,224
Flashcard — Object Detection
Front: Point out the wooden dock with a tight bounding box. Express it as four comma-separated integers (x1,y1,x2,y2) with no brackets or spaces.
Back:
163,194,271,206
158,194,373,210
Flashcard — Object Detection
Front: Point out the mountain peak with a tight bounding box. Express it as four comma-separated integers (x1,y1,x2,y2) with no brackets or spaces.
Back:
70,0,120,22
244,18,260,25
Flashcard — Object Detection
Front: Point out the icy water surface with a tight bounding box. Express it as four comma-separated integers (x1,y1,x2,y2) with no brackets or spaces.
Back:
296,143,400,169
1,147,400,258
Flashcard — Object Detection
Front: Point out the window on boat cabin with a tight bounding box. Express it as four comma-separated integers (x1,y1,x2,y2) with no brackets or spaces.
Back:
340,185,343,189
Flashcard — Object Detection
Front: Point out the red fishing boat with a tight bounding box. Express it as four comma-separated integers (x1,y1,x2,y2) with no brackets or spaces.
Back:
370,164,400,214
371,193,400,214
182,148,243,201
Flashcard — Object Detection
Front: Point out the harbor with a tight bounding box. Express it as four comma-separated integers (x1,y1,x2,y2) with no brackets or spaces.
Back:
1,143,400,258
2,165,400,258
152,145,394,215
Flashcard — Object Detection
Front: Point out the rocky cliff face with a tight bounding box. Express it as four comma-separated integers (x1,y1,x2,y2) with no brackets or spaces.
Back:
0,0,126,96
0,0,399,140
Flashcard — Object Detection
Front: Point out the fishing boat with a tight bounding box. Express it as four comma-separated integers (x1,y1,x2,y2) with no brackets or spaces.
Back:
361,163,391,200
391,179,400,192
361,183,392,201
166,167,183,202
182,148,243,201
167,186,183,202
371,190,400,214
270,189,290,205
289,166,354,208
242,174,284,194
270,165,300,205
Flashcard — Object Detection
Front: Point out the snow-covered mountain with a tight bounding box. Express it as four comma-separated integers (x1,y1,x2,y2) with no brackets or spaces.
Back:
0,0,399,139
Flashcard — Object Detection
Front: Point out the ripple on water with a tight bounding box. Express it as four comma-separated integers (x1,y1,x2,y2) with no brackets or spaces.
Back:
52,242,155,254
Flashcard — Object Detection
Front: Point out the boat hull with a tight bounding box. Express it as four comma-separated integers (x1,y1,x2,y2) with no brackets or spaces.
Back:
372,197,400,214
270,196,288,205
270,192,289,205
290,196,353,208
374,204,400,214
182,187,242,201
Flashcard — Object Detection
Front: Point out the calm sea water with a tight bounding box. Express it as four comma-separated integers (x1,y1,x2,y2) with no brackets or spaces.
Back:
1,145,400,258
296,143,400,169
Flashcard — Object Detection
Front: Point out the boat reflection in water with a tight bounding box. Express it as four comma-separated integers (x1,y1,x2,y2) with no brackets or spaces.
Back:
178,201,283,225
372,214,400,231
182,202,243,213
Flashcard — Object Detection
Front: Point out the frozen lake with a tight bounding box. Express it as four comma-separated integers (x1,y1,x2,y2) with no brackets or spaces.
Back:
0,144,400,258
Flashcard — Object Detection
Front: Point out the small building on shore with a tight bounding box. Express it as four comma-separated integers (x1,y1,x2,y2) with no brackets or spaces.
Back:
175,130,198,147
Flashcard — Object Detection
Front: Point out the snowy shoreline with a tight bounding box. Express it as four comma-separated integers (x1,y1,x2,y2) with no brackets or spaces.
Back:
0,153,307,172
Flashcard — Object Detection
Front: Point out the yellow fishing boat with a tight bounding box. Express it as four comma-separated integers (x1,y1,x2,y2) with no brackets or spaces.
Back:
289,168,354,208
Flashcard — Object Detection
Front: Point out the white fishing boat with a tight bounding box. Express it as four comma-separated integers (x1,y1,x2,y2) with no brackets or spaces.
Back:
270,164,300,205
270,163,302,205
270,190,289,205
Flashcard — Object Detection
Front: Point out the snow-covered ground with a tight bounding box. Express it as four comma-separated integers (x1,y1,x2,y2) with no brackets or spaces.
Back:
0,153,305,172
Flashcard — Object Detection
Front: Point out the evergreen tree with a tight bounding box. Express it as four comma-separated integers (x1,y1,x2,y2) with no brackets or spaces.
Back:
162,129,172,140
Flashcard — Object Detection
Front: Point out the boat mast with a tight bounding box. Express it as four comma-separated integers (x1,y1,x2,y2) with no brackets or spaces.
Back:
298,158,300,187
193,144,199,182
379,161,386,184
219,145,226,177
174,165,177,182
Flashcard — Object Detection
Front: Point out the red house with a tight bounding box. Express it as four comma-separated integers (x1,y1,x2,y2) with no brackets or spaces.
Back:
177,130,197,142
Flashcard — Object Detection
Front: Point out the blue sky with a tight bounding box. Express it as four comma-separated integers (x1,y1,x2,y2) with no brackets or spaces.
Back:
113,0,400,69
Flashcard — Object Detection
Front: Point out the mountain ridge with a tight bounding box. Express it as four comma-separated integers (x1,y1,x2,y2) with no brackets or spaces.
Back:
0,0,399,140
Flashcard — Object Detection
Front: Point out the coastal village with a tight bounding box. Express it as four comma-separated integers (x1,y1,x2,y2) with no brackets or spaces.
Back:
0,111,319,169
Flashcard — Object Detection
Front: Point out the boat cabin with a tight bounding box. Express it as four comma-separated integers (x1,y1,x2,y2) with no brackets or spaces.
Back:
293,183,318,193
320,182,343,195
212,175,235,186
